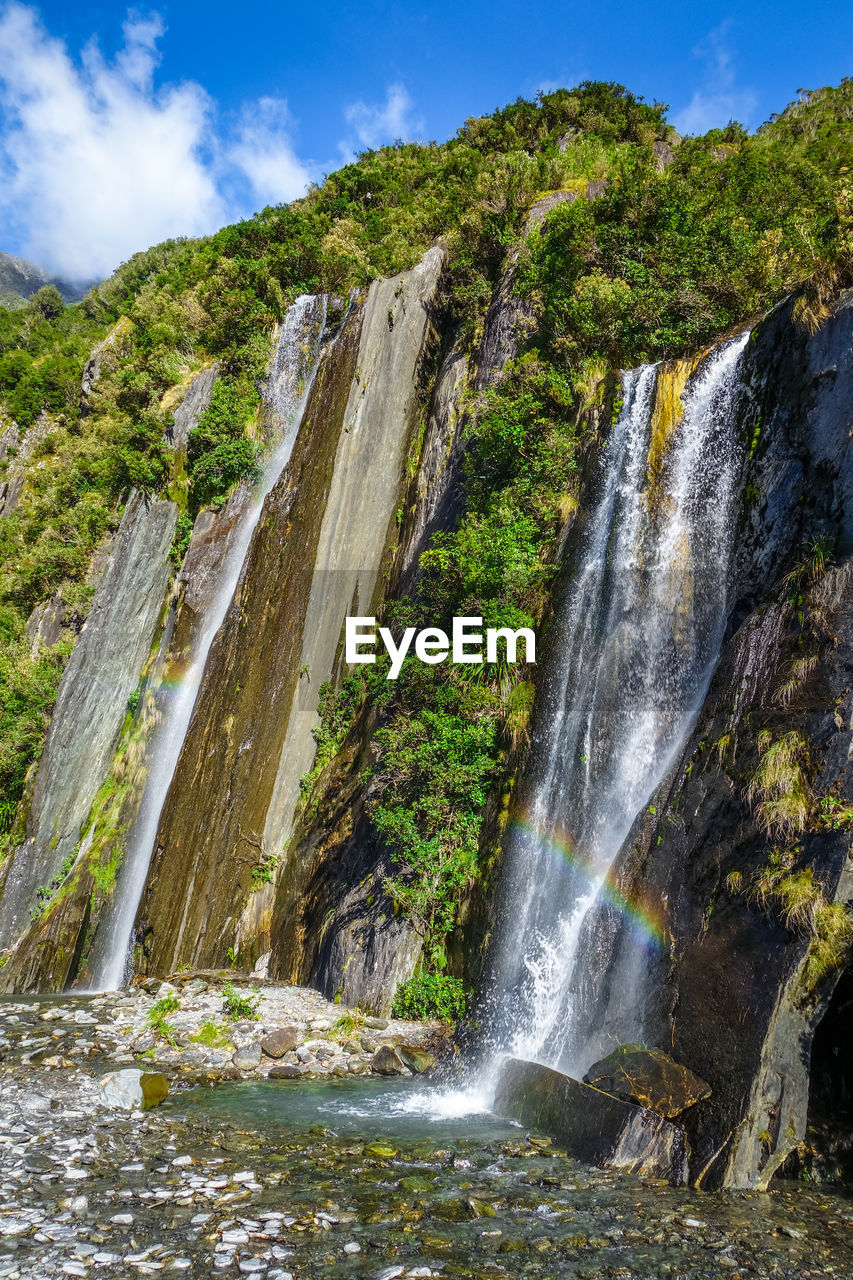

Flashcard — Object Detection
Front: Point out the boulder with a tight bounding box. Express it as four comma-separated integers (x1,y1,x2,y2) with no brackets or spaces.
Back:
493,1057,689,1185
260,1026,299,1059
398,1044,436,1074
583,1044,711,1119
232,1043,262,1071
98,1069,169,1111
371,1045,406,1076
268,1063,307,1080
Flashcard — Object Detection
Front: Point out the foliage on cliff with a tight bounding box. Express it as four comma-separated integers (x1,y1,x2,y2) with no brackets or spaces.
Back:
1,68,852,969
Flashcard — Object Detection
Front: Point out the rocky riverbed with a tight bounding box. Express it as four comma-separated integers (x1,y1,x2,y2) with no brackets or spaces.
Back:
2,985,853,1279
0,973,445,1083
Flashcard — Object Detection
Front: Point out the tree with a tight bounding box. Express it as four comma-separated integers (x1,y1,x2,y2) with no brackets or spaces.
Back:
29,285,64,321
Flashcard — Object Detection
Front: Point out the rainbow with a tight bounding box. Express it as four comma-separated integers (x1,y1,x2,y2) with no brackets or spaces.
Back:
510,813,667,952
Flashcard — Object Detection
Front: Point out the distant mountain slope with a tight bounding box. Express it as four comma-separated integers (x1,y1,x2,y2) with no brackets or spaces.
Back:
0,251,90,308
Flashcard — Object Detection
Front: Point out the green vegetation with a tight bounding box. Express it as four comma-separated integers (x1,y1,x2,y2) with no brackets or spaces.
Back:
392,971,467,1022
782,533,835,604
0,605,72,838
28,846,78,921
746,731,812,835
190,1019,234,1049
333,1010,367,1037
748,849,853,983
221,981,262,1021
147,993,180,1044
186,379,262,516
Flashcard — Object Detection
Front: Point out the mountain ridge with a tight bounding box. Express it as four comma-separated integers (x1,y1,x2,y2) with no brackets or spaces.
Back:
0,250,91,309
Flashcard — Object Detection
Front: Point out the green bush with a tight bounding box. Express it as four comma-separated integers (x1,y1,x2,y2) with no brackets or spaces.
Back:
392,971,467,1022
221,981,262,1021
186,379,262,515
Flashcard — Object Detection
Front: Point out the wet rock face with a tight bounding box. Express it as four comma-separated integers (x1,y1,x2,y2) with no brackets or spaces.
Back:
168,362,218,451
133,248,444,984
494,1058,690,1184
0,491,177,950
583,1046,711,1119
136,304,364,975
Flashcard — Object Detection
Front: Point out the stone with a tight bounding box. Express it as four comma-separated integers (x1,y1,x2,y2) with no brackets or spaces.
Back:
397,1044,436,1074
169,363,218,451
138,256,444,981
97,1069,169,1111
371,1045,406,1076
494,1057,689,1185
364,1016,389,1030
80,315,133,399
268,1064,307,1080
260,1027,299,1058
364,1142,398,1159
232,1044,262,1071
583,1044,711,1119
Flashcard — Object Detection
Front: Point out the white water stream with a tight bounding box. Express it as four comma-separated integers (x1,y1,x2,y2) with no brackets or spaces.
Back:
91,295,328,990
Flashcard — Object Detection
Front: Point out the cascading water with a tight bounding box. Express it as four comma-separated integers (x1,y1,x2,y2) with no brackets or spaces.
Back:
484,331,751,1080
90,294,327,990
373,331,752,1126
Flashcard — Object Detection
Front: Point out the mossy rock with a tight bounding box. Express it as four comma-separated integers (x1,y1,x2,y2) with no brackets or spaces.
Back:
583,1044,711,1119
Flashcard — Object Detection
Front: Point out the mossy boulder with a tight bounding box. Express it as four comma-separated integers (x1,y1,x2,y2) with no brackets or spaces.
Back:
397,1044,436,1074
494,1057,689,1184
583,1044,711,1119
98,1068,169,1110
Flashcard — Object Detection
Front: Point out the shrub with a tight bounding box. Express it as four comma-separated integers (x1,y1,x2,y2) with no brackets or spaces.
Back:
221,981,261,1021
391,971,467,1022
147,993,180,1043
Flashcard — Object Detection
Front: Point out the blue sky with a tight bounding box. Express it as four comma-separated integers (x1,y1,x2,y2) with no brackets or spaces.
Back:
0,0,849,280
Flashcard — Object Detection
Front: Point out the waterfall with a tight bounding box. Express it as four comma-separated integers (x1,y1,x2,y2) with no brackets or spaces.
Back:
90,294,327,991
486,331,750,1081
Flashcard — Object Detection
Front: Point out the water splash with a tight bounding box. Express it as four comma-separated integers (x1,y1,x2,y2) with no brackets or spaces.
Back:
90,295,328,990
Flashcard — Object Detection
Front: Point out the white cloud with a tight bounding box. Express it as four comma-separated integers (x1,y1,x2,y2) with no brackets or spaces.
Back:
340,82,422,160
0,4,314,281
672,22,758,136
226,96,312,209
